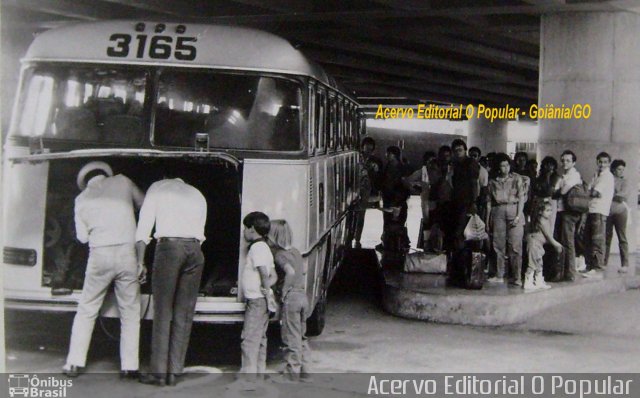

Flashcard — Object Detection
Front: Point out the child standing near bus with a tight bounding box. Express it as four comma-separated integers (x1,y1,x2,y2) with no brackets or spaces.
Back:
268,220,311,383
524,200,563,291
239,212,277,382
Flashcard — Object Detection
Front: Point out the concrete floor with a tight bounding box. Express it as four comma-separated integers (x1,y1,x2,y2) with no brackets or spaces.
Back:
315,282,640,373
7,280,640,373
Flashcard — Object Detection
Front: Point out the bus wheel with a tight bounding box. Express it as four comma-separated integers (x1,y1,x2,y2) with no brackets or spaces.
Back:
306,289,327,337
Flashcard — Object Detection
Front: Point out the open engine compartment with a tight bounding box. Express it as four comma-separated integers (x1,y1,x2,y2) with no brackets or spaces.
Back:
43,155,242,297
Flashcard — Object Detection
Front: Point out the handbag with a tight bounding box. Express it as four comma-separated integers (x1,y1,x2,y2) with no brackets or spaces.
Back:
463,214,489,241
564,182,590,213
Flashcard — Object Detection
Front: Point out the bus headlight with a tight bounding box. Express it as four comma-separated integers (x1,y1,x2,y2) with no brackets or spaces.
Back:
3,247,37,266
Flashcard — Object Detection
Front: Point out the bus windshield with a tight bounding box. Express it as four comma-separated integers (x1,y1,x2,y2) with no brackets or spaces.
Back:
11,64,303,151
154,71,302,151
11,65,148,145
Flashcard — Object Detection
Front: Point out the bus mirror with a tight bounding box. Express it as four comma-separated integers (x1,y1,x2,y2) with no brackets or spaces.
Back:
195,132,209,152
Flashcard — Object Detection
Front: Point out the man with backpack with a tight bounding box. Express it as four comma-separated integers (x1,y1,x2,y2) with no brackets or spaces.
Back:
554,150,583,282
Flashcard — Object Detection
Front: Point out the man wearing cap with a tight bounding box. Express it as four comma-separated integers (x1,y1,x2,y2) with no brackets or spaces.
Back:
63,161,145,378
136,171,207,387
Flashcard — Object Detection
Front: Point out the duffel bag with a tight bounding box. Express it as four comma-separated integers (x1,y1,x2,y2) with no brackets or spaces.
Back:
404,252,447,274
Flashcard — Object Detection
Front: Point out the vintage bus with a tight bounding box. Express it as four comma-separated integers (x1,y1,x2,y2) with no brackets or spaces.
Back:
3,21,363,336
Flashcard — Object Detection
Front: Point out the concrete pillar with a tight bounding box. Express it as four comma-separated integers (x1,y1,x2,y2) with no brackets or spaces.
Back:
467,117,508,154
538,11,640,254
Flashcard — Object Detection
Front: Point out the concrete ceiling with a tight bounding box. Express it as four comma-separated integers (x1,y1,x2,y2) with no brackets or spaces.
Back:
2,0,638,108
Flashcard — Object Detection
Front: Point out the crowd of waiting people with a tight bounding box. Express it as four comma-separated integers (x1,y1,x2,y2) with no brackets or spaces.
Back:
354,137,631,291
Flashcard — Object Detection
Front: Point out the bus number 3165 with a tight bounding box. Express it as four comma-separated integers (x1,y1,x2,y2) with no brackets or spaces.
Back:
107,34,197,61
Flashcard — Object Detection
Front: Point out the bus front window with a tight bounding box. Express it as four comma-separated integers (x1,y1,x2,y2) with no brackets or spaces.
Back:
154,71,302,151
11,65,148,145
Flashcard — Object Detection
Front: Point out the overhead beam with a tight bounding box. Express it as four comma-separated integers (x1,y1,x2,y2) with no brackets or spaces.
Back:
293,24,539,70
97,0,317,21
327,67,531,107
4,0,173,21
302,48,538,98
196,3,636,24
0,7,78,30
368,2,541,55
447,14,540,47
350,82,477,107
370,0,432,9
229,0,312,13
3,0,99,21
521,0,566,5
281,30,534,86
98,0,205,18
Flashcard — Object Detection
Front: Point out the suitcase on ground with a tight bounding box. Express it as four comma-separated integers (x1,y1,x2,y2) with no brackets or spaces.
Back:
465,250,486,290
450,241,486,289
404,252,447,273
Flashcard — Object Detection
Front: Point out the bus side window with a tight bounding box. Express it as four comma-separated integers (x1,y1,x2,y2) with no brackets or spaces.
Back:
358,110,366,143
336,157,344,213
352,105,357,150
342,159,347,211
344,104,350,150
336,97,344,150
316,89,326,153
309,83,316,154
343,100,349,150
335,160,340,212
325,92,332,152
346,104,353,150
342,99,348,151
328,94,336,151
342,103,348,151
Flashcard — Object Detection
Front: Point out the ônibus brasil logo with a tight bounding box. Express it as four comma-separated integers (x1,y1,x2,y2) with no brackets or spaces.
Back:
8,374,73,398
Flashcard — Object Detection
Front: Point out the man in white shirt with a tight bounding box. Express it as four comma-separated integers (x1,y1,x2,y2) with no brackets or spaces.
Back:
405,151,434,249
583,152,615,275
554,150,583,282
136,173,207,387
64,161,145,378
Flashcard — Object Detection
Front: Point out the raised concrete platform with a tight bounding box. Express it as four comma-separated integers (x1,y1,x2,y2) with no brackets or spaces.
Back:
382,268,640,326
359,197,640,326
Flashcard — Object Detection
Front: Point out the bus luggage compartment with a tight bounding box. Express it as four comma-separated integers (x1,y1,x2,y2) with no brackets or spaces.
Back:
42,155,242,298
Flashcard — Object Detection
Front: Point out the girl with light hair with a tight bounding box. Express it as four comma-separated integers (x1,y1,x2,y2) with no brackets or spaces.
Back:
268,219,312,382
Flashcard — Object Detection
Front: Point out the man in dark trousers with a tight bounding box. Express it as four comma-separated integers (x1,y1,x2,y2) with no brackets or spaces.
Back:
377,146,410,252
353,137,383,249
449,139,480,284
136,171,207,387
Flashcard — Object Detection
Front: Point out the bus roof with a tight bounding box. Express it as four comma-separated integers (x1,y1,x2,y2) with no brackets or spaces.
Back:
24,20,333,86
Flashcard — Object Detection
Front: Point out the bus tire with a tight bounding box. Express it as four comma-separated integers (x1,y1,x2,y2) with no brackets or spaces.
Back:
307,236,332,337
306,291,326,337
